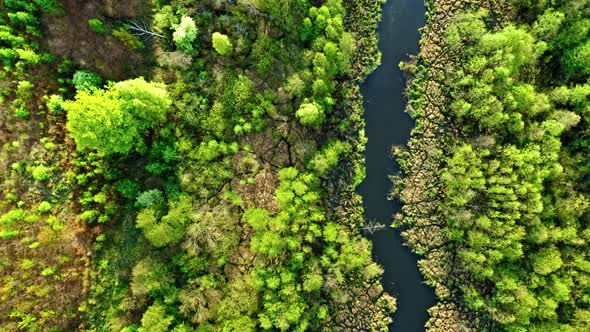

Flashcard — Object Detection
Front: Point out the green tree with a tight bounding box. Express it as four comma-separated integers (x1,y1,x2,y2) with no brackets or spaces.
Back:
532,246,564,275
131,257,174,299
138,303,174,332
173,16,198,52
72,70,103,90
136,196,191,247
212,32,232,56
296,102,324,128
88,18,105,34
64,78,170,155
135,189,165,208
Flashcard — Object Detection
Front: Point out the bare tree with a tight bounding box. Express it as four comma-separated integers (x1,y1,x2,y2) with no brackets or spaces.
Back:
361,220,387,235
125,19,165,40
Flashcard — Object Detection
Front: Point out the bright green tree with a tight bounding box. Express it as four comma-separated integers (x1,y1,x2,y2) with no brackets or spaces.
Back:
212,32,233,56
296,102,324,128
64,78,170,155
138,303,174,332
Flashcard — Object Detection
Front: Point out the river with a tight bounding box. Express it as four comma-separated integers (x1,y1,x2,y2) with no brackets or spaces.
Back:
356,0,436,331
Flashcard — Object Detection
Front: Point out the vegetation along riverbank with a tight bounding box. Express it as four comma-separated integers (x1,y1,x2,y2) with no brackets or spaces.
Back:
3,0,589,331
395,0,590,330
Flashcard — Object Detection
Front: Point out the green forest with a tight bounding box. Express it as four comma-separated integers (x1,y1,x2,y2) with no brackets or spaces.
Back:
396,0,590,331
1,0,589,331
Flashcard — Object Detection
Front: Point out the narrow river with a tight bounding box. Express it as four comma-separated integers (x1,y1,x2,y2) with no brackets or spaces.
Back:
356,0,436,331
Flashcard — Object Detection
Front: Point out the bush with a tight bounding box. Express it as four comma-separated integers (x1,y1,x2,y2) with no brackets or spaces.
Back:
173,16,198,52
136,190,165,208
112,27,144,50
46,94,64,113
72,70,103,90
0,229,20,239
296,102,324,128
88,18,105,33
37,201,52,213
212,32,233,56
32,165,51,181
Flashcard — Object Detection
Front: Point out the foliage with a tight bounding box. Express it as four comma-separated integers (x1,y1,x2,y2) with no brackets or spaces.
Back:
72,70,103,90
0,0,395,331
136,189,165,209
296,102,324,128
212,32,232,56
396,4,590,330
138,303,173,332
112,27,144,50
63,78,171,155
31,165,50,181
173,16,198,52
37,201,52,213
88,18,105,34
46,94,64,113
136,196,192,248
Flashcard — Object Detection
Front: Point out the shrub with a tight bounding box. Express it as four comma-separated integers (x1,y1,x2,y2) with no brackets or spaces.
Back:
12,81,34,119
32,165,51,181
112,27,144,50
41,267,56,276
37,201,52,213
296,102,324,128
0,209,26,225
173,16,198,52
46,94,64,113
88,18,105,33
0,229,20,239
72,70,103,90
136,190,165,208
212,32,233,56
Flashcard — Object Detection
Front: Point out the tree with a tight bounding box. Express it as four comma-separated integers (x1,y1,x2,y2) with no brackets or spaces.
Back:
135,189,165,208
88,18,105,34
136,196,192,248
532,9,564,42
72,70,103,90
63,78,170,155
532,246,563,275
173,16,198,52
138,303,173,332
131,257,174,299
296,102,324,128
212,32,233,56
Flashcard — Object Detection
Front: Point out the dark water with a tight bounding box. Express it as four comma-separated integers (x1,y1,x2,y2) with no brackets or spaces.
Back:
357,0,436,331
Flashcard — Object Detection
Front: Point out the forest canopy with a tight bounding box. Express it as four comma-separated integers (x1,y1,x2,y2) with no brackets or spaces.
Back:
0,0,393,331
395,1,590,331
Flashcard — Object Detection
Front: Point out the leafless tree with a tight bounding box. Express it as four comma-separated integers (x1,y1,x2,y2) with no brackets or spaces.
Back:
361,220,387,234
125,19,165,40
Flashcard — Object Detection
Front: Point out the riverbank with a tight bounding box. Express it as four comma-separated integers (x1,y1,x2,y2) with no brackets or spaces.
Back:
356,0,437,331
393,0,512,330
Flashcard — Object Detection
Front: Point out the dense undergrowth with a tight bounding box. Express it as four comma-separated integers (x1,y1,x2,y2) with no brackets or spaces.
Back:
396,0,590,331
0,0,396,331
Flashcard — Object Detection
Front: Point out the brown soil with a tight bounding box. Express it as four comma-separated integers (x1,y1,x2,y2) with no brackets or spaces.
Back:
42,0,152,80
